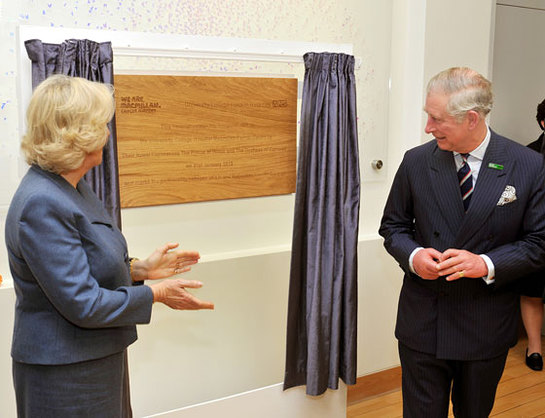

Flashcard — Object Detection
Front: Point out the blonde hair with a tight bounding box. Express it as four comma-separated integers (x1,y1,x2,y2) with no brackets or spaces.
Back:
427,67,493,122
21,74,115,174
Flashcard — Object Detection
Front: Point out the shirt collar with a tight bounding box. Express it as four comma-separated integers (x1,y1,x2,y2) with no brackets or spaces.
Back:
454,125,490,161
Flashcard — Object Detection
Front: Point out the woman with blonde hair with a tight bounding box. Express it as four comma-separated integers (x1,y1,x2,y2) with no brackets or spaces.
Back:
6,74,214,417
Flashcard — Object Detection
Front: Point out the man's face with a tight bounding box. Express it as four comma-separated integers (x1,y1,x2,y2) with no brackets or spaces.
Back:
424,92,470,152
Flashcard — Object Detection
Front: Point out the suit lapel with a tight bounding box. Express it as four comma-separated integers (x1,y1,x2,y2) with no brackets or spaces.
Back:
454,133,509,247
76,180,116,226
428,146,465,237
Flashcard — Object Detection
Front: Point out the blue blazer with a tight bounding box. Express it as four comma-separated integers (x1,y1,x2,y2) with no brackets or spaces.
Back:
5,166,154,365
379,131,545,360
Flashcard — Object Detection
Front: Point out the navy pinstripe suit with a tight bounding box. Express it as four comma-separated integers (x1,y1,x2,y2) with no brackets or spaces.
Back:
379,130,545,414
380,130,545,359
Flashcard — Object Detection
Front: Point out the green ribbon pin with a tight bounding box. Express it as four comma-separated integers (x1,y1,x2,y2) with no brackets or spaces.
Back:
488,163,504,170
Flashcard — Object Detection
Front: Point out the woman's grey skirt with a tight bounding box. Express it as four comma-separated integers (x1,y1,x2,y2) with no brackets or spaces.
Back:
13,350,132,418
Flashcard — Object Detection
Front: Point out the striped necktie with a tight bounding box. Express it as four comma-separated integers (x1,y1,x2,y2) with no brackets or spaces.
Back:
458,153,473,211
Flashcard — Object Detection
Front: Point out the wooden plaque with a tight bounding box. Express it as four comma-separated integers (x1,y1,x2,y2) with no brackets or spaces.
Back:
114,75,297,208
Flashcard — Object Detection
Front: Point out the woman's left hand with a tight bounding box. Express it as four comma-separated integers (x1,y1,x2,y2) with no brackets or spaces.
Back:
131,243,200,281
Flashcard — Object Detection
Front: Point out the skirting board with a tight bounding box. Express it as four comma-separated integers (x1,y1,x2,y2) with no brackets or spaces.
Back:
347,367,402,405
146,382,347,418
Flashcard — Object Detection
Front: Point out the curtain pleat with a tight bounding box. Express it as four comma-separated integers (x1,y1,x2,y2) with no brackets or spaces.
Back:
284,52,360,396
25,39,122,229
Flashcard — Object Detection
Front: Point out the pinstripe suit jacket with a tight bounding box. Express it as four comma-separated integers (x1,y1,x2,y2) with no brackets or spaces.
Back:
5,165,154,365
379,131,545,360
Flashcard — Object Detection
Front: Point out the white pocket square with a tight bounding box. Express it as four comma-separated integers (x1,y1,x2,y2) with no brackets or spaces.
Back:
497,185,517,206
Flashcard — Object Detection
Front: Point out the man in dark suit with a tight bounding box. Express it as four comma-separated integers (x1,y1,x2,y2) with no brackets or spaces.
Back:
379,67,545,417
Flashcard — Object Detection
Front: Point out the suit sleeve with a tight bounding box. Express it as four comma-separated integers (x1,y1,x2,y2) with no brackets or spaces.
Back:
379,153,421,273
18,193,153,329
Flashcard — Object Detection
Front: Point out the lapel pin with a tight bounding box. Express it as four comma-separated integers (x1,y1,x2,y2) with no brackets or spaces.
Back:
488,163,504,170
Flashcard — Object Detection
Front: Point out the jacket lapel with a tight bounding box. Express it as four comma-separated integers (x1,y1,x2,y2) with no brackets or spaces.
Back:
454,133,509,247
76,180,116,227
428,145,465,238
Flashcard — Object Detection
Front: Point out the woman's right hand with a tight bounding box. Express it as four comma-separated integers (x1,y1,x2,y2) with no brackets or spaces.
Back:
149,279,214,310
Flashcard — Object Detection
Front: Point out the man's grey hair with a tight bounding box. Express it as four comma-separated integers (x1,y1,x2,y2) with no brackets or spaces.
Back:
427,67,493,122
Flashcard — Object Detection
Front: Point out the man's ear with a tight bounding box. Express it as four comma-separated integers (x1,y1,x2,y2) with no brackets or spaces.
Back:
466,110,480,129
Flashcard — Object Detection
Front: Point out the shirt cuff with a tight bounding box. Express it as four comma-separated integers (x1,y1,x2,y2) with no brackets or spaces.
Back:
409,247,424,274
480,254,495,284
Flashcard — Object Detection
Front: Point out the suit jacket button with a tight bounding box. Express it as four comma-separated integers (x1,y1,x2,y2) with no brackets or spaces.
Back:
433,231,440,237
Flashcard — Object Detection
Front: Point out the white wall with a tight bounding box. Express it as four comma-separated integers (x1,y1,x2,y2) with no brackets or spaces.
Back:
387,0,496,174
419,0,496,146
423,1,495,82
490,1,545,144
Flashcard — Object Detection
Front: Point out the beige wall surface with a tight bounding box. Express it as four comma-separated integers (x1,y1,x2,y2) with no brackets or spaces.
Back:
419,0,495,145
423,0,495,83
490,2,545,144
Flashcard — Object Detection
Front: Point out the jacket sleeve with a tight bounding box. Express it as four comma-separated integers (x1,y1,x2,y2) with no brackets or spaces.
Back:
378,153,421,273
17,193,154,329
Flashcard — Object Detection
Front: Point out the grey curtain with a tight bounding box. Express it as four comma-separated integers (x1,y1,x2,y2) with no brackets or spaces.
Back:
25,39,122,229
284,52,360,396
